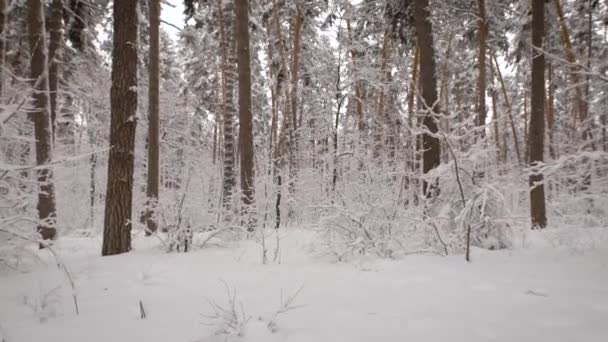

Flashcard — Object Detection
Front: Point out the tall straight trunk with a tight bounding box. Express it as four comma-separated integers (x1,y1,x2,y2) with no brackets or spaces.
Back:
408,46,419,124
546,61,556,159
143,0,160,234
529,0,547,229
524,96,528,162
492,48,520,163
102,0,138,255
290,0,302,137
346,19,364,132
218,0,237,210
414,0,441,196
48,0,63,140
476,0,487,130
489,55,501,162
271,0,296,217
375,28,393,160
27,0,57,240
235,0,255,225
0,0,6,98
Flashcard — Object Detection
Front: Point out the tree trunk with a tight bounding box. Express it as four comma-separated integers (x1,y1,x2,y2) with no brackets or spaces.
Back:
553,0,586,126
102,0,139,255
546,61,556,159
27,0,57,241
414,0,441,197
489,55,501,162
529,0,547,229
346,19,364,132
143,0,160,235
0,0,6,98
218,0,237,211
476,0,487,130
48,0,63,141
235,0,255,228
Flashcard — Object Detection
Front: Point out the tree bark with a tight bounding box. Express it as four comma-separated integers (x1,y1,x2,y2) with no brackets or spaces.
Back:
413,0,441,197
0,0,6,98
529,0,547,229
553,0,586,125
476,0,487,130
235,0,255,227
27,0,57,241
102,0,139,255
144,0,160,235
48,0,63,141
217,0,237,211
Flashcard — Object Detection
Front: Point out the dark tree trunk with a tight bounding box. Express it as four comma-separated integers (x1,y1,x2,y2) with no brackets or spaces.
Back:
102,0,139,255
529,0,547,229
27,0,57,241
477,0,487,130
144,0,160,235
235,0,255,227
48,0,63,140
0,0,6,98
413,0,441,197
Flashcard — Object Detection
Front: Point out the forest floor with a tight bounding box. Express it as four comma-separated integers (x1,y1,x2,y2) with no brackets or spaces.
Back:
1,228,607,342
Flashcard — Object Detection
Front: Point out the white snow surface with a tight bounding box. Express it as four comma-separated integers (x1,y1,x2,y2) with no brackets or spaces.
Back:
1,229,608,342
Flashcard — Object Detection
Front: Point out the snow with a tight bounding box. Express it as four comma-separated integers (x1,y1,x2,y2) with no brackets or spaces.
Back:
1,229,607,342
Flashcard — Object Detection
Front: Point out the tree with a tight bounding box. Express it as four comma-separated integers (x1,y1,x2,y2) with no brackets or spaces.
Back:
413,0,441,196
477,0,487,130
144,0,160,235
27,0,57,241
235,0,255,225
0,0,6,98
528,0,547,229
48,0,63,140
217,0,237,211
102,0,139,256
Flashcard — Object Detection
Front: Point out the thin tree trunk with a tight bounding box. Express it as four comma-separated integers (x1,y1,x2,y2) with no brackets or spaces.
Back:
553,0,586,126
346,19,364,132
546,61,556,159
144,0,160,235
27,0,57,241
235,0,255,228
271,0,296,218
524,96,528,163
529,0,547,229
374,28,391,159
491,50,521,163
489,54,501,162
414,0,441,197
0,0,6,98
408,47,419,123
477,0,487,130
48,0,63,141
290,0,302,139
102,0,138,255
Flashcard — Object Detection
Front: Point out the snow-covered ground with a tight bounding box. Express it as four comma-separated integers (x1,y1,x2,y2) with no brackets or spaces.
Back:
1,229,607,342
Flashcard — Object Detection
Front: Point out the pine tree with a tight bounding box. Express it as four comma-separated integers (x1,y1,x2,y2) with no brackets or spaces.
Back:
528,0,547,229
235,0,255,227
413,0,441,196
48,0,63,140
144,0,161,235
102,0,139,255
27,0,57,241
